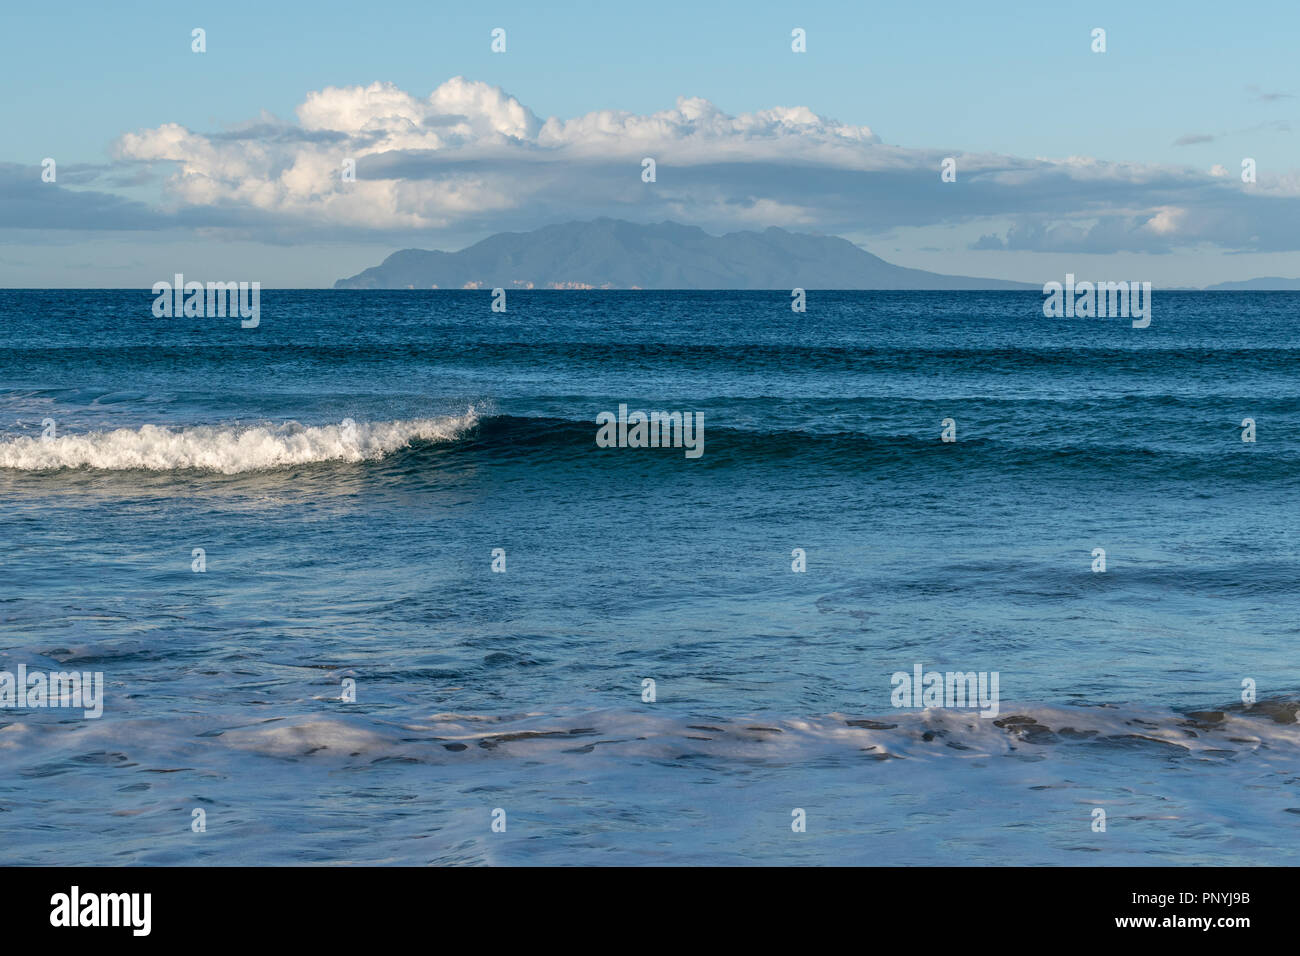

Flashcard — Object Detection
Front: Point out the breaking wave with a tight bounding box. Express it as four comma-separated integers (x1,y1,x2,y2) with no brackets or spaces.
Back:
0,409,479,473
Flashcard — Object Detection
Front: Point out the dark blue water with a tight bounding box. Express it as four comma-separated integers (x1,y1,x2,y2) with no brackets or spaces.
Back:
1,290,1297,865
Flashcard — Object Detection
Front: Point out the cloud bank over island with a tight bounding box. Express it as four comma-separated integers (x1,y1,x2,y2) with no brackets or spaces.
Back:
5,76,1300,267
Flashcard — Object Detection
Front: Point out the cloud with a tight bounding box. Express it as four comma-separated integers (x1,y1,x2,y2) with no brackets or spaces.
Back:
0,163,165,231
107,78,888,234
1173,119,1290,148
1246,84,1294,102
7,76,1299,254
967,194,1300,254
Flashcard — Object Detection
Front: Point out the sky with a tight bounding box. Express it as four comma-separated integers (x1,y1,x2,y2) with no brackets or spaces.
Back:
2,0,1298,287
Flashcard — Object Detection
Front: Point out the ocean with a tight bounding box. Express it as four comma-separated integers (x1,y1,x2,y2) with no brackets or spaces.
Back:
1,289,1297,865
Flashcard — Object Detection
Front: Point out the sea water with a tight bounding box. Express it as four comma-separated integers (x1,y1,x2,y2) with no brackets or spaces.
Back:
0,289,1297,864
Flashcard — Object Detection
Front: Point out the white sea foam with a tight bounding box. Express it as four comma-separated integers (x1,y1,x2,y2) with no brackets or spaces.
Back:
0,410,478,473
209,700,1300,763
6,701,1299,865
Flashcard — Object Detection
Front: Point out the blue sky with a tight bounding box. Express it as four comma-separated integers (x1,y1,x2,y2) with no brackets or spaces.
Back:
2,0,1298,286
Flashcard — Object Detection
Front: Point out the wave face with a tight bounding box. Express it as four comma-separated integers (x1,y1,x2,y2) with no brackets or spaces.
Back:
0,411,478,473
6,408,1297,482
2,289,1299,865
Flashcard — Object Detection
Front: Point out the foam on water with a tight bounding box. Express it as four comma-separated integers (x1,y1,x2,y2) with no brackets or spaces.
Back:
6,695,1292,765
211,698,1300,762
3,697,1297,865
0,410,479,473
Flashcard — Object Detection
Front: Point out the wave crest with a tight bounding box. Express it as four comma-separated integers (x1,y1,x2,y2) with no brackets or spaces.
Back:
0,410,478,473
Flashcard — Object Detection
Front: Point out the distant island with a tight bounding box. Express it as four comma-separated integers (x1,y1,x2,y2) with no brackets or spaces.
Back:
334,219,1300,291
334,219,1036,291
1199,277,1300,291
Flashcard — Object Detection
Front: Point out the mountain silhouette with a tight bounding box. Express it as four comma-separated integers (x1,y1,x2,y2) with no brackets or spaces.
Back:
334,219,1036,290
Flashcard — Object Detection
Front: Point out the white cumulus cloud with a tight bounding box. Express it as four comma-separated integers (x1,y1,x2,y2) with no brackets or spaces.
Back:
71,76,1300,253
